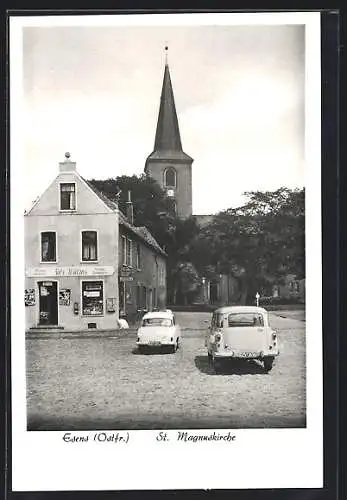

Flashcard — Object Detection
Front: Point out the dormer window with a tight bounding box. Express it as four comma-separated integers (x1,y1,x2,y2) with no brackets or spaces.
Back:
60,183,76,210
164,168,176,188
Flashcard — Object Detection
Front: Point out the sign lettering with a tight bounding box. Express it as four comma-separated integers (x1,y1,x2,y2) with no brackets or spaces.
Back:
26,266,115,278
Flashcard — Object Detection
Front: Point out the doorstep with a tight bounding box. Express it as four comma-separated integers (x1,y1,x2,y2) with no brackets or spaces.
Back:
25,327,138,338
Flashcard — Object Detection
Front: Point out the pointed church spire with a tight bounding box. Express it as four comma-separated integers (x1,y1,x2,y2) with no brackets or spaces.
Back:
154,60,182,151
146,49,192,162
144,48,193,218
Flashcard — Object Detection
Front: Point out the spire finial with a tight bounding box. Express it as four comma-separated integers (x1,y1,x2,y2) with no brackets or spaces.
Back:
164,43,168,65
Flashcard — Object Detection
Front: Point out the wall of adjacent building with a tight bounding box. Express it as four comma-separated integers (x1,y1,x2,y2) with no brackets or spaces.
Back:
118,225,167,322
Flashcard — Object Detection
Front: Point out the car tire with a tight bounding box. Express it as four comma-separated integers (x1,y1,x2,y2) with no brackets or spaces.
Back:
263,356,274,372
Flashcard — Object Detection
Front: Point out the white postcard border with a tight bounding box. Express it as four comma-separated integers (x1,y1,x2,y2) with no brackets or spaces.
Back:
10,11,322,491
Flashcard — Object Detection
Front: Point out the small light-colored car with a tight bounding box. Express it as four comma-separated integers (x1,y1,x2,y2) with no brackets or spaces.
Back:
136,310,181,353
205,306,279,372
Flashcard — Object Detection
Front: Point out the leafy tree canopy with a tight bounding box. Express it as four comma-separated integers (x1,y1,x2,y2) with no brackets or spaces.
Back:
187,187,305,303
88,177,304,305
88,175,176,248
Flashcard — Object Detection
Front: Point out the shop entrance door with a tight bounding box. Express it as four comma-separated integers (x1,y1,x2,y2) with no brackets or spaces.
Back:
119,280,126,316
38,281,58,325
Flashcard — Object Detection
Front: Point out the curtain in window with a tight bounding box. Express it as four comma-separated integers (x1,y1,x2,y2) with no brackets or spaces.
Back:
41,232,56,261
60,183,76,210
82,232,97,261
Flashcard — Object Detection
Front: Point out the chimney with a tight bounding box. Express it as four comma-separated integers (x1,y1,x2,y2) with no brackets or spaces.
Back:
59,152,76,173
126,190,134,225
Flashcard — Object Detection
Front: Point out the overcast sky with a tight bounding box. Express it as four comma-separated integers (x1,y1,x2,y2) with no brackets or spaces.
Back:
22,21,305,214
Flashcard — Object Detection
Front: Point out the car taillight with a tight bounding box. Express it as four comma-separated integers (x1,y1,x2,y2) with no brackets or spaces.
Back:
215,333,222,342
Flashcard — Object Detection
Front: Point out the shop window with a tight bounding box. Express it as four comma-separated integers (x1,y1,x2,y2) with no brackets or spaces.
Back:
41,232,56,262
60,183,76,210
165,168,176,187
136,243,141,269
82,231,98,261
82,281,104,316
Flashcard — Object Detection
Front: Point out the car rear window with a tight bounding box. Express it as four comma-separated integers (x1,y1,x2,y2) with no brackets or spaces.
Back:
142,318,173,327
227,313,264,327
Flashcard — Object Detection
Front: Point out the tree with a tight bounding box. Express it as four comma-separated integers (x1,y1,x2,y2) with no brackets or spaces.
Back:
89,175,202,305
170,261,201,305
189,188,305,304
88,175,175,248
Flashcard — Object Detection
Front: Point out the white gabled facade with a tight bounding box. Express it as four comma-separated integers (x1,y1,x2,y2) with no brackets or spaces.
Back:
25,154,120,331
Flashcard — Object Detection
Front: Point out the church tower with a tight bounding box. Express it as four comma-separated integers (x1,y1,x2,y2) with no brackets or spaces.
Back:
144,49,193,219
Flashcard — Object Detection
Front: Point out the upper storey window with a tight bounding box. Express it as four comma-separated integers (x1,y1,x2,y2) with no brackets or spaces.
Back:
164,168,176,188
60,183,76,210
41,232,57,262
82,231,98,261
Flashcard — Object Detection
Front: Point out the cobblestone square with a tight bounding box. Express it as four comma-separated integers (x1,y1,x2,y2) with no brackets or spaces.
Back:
26,311,306,430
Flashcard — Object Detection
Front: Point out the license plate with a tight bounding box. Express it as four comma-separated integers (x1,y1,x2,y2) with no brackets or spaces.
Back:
148,341,161,345
238,352,258,358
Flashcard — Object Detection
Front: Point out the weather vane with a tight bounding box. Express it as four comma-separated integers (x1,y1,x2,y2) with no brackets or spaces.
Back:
164,43,168,65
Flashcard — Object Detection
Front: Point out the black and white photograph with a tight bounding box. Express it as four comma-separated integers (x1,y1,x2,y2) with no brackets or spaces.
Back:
10,11,323,491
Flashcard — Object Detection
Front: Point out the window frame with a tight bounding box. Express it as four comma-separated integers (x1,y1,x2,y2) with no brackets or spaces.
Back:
59,181,77,211
121,235,133,267
80,230,99,263
127,238,133,268
164,167,177,188
40,230,58,263
80,279,105,317
121,235,127,266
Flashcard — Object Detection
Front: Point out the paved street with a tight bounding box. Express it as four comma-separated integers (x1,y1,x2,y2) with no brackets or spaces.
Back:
26,311,306,430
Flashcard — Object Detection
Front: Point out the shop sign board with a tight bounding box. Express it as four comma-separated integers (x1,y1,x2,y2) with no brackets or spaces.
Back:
26,266,115,278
